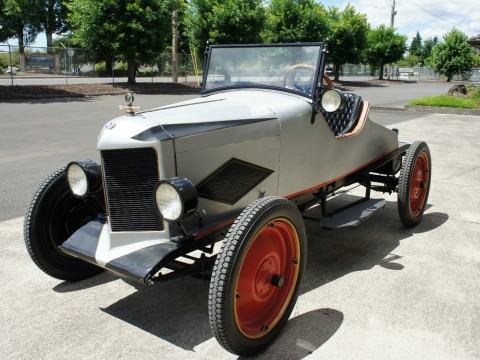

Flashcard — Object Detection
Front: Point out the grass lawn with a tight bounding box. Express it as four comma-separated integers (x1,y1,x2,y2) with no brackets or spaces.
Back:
409,86,480,109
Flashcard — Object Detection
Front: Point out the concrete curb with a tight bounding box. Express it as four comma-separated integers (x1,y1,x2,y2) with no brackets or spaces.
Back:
405,105,480,116
371,106,406,112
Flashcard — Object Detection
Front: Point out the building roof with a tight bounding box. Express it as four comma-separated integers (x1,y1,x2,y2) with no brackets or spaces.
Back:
469,35,480,48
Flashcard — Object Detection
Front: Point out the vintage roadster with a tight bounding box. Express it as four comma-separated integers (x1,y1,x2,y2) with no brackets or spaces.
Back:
24,43,431,355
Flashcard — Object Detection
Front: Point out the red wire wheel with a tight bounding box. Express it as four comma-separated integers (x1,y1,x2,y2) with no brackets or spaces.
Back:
398,141,432,227
209,197,307,356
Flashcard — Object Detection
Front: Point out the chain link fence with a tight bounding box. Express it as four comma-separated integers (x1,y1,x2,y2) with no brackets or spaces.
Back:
0,45,203,86
331,63,480,82
1,44,479,86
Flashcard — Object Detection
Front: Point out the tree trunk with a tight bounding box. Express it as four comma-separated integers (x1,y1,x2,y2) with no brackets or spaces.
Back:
379,63,385,80
105,58,113,76
446,75,451,82
46,30,53,54
333,63,340,82
17,26,26,72
127,59,137,84
171,9,179,83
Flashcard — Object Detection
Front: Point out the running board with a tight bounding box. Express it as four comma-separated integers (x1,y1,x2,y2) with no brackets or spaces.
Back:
319,198,386,230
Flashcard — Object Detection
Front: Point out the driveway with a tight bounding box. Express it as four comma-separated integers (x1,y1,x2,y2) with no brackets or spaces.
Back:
349,81,452,109
0,104,479,359
0,94,421,222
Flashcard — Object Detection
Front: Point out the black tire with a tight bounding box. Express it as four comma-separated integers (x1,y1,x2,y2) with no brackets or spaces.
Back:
398,141,432,227
24,167,104,281
208,196,307,356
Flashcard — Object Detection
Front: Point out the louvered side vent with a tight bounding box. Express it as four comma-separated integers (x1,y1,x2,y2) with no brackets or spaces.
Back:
101,148,164,232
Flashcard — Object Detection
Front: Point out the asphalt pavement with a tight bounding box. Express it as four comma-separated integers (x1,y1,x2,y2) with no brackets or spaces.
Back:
351,81,451,109
1,89,479,359
0,92,427,222
0,109,479,359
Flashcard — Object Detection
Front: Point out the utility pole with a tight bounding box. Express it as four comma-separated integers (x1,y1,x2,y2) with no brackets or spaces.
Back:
390,0,397,28
387,0,397,80
172,8,179,83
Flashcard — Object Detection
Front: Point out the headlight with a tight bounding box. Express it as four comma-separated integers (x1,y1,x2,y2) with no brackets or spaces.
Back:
155,177,198,222
65,160,101,197
321,89,346,113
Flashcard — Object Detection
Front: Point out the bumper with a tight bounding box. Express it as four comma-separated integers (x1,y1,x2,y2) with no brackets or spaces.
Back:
59,219,181,285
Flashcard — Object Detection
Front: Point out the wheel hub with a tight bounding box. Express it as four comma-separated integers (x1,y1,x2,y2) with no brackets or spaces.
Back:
254,256,279,299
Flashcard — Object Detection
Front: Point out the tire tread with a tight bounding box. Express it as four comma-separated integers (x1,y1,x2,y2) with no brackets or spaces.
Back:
208,196,301,355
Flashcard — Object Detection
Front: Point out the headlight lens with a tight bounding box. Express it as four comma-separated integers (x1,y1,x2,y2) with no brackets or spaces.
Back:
66,163,88,197
321,89,345,112
156,183,183,221
155,177,198,222
65,160,101,198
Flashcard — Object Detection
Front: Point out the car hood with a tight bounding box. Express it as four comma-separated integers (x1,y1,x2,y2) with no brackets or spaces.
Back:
142,90,280,124
98,89,312,148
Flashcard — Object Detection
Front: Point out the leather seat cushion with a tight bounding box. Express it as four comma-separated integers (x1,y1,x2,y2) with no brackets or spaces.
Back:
324,93,363,136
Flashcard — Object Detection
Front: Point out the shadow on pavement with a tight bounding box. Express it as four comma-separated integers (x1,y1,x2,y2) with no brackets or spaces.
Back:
244,309,343,360
99,196,448,354
335,80,387,89
53,271,118,293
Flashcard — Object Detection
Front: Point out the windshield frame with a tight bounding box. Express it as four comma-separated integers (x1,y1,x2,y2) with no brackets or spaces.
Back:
200,42,326,99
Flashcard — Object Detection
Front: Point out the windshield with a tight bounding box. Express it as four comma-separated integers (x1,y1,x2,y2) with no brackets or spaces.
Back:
202,44,324,98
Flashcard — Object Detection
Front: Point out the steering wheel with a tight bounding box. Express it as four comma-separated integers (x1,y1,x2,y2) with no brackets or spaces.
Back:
284,64,334,94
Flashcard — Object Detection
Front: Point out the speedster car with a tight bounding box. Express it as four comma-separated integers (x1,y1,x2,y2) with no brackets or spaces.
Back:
24,43,431,356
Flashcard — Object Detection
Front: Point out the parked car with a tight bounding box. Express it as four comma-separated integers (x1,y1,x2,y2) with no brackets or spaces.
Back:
6,66,17,75
24,43,431,356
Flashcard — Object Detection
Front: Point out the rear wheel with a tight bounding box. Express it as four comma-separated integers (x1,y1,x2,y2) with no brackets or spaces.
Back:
398,141,432,227
24,167,104,281
208,197,307,356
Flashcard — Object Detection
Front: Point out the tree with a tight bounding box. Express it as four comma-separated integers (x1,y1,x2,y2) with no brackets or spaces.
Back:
67,0,171,83
474,54,480,68
0,0,42,70
364,25,406,80
431,28,475,82
39,1,69,53
326,5,369,81
409,31,423,57
187,0,265,53
263,0,328,43
421,36,438,65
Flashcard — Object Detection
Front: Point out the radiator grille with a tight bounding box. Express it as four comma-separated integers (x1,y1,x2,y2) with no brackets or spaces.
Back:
101,148,164,232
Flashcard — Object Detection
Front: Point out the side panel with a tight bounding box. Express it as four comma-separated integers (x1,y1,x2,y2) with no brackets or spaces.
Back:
278,108,398,197
175,119,281,224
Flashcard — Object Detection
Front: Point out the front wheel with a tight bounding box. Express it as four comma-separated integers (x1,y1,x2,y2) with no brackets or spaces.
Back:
398,141,432,227
208,196,307,356
24,167,104,281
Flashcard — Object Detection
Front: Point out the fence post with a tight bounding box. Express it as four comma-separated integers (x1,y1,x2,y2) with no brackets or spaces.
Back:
8,43,14,86
64,48,68,85
111,56,115,85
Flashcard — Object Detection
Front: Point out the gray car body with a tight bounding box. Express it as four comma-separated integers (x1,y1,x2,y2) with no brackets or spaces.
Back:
91,87,397,268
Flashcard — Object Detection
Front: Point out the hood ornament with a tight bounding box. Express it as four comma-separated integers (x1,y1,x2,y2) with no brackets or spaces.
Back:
119,92,141,115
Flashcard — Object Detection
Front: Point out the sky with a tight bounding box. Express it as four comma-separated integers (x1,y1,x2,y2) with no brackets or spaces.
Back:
324,0,480,41
7,0,480,48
